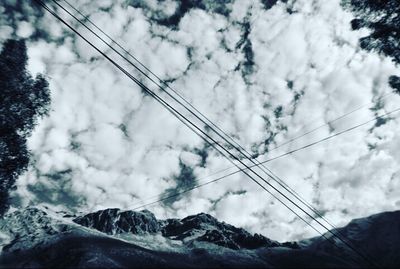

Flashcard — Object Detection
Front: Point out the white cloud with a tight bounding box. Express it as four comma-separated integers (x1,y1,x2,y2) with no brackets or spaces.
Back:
16,21,33,38
3,0,400,242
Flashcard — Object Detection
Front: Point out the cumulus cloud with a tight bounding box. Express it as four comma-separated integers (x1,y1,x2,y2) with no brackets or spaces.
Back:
2,0,400,241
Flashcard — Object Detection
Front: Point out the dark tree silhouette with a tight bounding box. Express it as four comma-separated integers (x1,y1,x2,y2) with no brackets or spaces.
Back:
0,39,50,215
343,0,400,93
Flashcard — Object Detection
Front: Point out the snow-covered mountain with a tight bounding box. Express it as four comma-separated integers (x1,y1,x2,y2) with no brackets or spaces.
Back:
0,207,398,268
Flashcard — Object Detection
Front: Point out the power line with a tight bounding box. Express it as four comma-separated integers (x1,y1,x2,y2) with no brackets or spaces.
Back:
36,0,325,241
34,5,352,260
268,92,393,153
260,107,400,164
57,0,344,235
129,108,399,266
53,4,385,266
131,107,400,209
47,2,380,265
36,1,380,266
60,2,396,249
64,0,393,157
128,93,395,212
61,0,395,238
51,0,333,234
44,0,331,239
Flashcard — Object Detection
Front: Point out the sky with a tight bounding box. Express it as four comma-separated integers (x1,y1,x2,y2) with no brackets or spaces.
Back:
1,0,400,241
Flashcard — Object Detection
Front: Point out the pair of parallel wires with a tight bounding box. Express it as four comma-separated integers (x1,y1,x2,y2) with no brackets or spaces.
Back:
34,0,396,266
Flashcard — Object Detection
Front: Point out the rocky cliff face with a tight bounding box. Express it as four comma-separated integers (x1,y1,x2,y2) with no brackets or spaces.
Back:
73,209,282,250
73,209,161,235
0,207,399,268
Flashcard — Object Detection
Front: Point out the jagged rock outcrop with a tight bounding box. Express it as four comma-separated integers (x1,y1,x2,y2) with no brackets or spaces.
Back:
160,213,280,249
73,208,160,235
0,207,69,253
73,210,280,250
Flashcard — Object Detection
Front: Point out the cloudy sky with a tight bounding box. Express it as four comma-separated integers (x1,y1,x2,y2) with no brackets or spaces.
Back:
1,0,400,241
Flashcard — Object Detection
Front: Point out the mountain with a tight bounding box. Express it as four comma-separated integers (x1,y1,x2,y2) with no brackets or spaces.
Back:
73,208,283,250
0,207,398,268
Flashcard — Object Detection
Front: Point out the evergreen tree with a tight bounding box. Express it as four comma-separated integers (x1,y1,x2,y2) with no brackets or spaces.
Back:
0,39,51,215
343,0,400,92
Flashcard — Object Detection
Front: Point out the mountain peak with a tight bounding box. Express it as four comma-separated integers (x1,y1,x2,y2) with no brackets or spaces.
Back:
72,208,280,250
1,207,399,268
73,208,160,235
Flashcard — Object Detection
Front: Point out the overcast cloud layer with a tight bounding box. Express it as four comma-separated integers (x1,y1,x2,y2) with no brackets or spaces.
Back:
1,0,400,241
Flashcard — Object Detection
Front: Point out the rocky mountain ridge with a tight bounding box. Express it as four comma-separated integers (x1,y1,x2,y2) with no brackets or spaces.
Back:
0,207,399,268
73,208,287,250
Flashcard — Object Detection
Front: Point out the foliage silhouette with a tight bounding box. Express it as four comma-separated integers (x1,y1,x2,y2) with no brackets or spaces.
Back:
343,0,400,93
0,39,50,215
